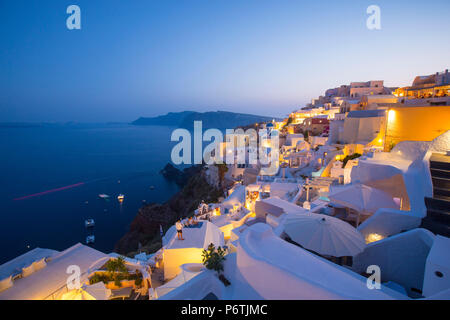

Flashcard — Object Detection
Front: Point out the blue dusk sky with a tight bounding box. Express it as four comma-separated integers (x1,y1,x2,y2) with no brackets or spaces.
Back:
1,0,449,122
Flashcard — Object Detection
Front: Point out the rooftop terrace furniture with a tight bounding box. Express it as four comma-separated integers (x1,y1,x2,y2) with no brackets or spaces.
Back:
283,214,366,257
0,243,109,300
109,287,133,300
0,276,13,293
32,258,47,272
0,248,57,282
21,264,35,278
11,269,22,281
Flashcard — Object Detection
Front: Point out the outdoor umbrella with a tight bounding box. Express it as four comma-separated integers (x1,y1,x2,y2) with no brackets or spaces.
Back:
283,214,366,257
329,184,399,226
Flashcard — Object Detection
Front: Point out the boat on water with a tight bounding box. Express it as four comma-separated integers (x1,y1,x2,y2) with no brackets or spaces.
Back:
86,235,95,244
98,194,110,199
117,194,125,203
149,186,155,190
85,219,95,228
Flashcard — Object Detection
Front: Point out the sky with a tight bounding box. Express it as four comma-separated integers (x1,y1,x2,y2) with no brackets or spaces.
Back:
1,0,449,122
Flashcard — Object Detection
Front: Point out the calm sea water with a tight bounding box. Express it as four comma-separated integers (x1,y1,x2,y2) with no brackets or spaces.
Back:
0,124,181,264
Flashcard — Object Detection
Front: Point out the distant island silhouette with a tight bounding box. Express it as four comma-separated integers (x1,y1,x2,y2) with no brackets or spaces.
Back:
132,110,281,129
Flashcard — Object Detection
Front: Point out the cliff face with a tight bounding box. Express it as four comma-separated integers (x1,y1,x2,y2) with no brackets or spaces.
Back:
114,167,224,255
159,163,200,186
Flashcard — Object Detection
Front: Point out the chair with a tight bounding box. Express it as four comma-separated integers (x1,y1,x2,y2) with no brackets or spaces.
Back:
32,258,47,272
0,276,13,293
109,287,133,300
22,264,35,278
343,208,360,227
148,287,157,300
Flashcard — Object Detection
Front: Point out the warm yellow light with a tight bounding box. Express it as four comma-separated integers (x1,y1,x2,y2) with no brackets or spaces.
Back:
366,233,384,244
388,109,396,122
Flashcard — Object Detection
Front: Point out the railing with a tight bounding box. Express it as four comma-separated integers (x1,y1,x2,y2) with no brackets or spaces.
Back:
42,256,111,300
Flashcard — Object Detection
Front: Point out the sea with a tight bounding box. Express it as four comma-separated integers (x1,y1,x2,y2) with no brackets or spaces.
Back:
0,123,182,264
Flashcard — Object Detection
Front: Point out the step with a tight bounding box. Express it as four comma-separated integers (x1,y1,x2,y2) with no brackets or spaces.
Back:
426,208,450,223
420,218,450,237
430,161,450,171
432,177,450,189
434,187,450,199
430,154,450,171
431,168,450,179
435,194,450,203
425,197,450,213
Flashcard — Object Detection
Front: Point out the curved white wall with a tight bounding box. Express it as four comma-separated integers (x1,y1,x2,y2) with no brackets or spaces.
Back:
236,223,407,300
358,208,422,239
159,270,225,300
353,228,435,296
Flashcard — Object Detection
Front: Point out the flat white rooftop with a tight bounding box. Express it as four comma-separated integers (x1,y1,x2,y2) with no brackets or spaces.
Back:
164,221,224,250
0,243,109,300
0,247,58,281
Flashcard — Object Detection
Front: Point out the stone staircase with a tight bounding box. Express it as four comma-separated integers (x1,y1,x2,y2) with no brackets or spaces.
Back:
421,153,450,237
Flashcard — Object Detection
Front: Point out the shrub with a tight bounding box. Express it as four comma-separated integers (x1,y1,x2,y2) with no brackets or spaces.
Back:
342,153,362,168
202,243,226,274
105,257,128,275
304,131,309,141
114,276,122,288
135,277,143,287
89,273,110,285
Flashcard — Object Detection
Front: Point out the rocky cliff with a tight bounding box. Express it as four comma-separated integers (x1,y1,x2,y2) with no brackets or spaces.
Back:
114,165,224,256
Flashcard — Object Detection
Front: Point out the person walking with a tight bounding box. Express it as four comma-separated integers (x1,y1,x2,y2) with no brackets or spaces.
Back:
176,219,184,240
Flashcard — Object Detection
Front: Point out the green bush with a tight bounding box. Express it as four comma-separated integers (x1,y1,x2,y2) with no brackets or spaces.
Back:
304,131,309,141
342,153,362,168
89,273,110,285
202,243,226,274
114,275,122,287
105,257,128,275
89,265,144,288
134,277,143,287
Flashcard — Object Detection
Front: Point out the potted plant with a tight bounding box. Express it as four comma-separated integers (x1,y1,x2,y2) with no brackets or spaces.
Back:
202,243,230,286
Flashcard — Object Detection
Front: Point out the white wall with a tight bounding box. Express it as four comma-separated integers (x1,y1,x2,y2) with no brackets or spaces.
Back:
163,248,205,280
236,223,407,299
352,228,435,296
351,140,433,219
357,208,422,240
159,270,225,300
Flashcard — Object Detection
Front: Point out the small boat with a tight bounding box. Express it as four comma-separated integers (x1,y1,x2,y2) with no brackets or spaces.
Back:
98,194,110,199
85,219,95,228
86,235,95,244
149,186,155,190
117,194,125,203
